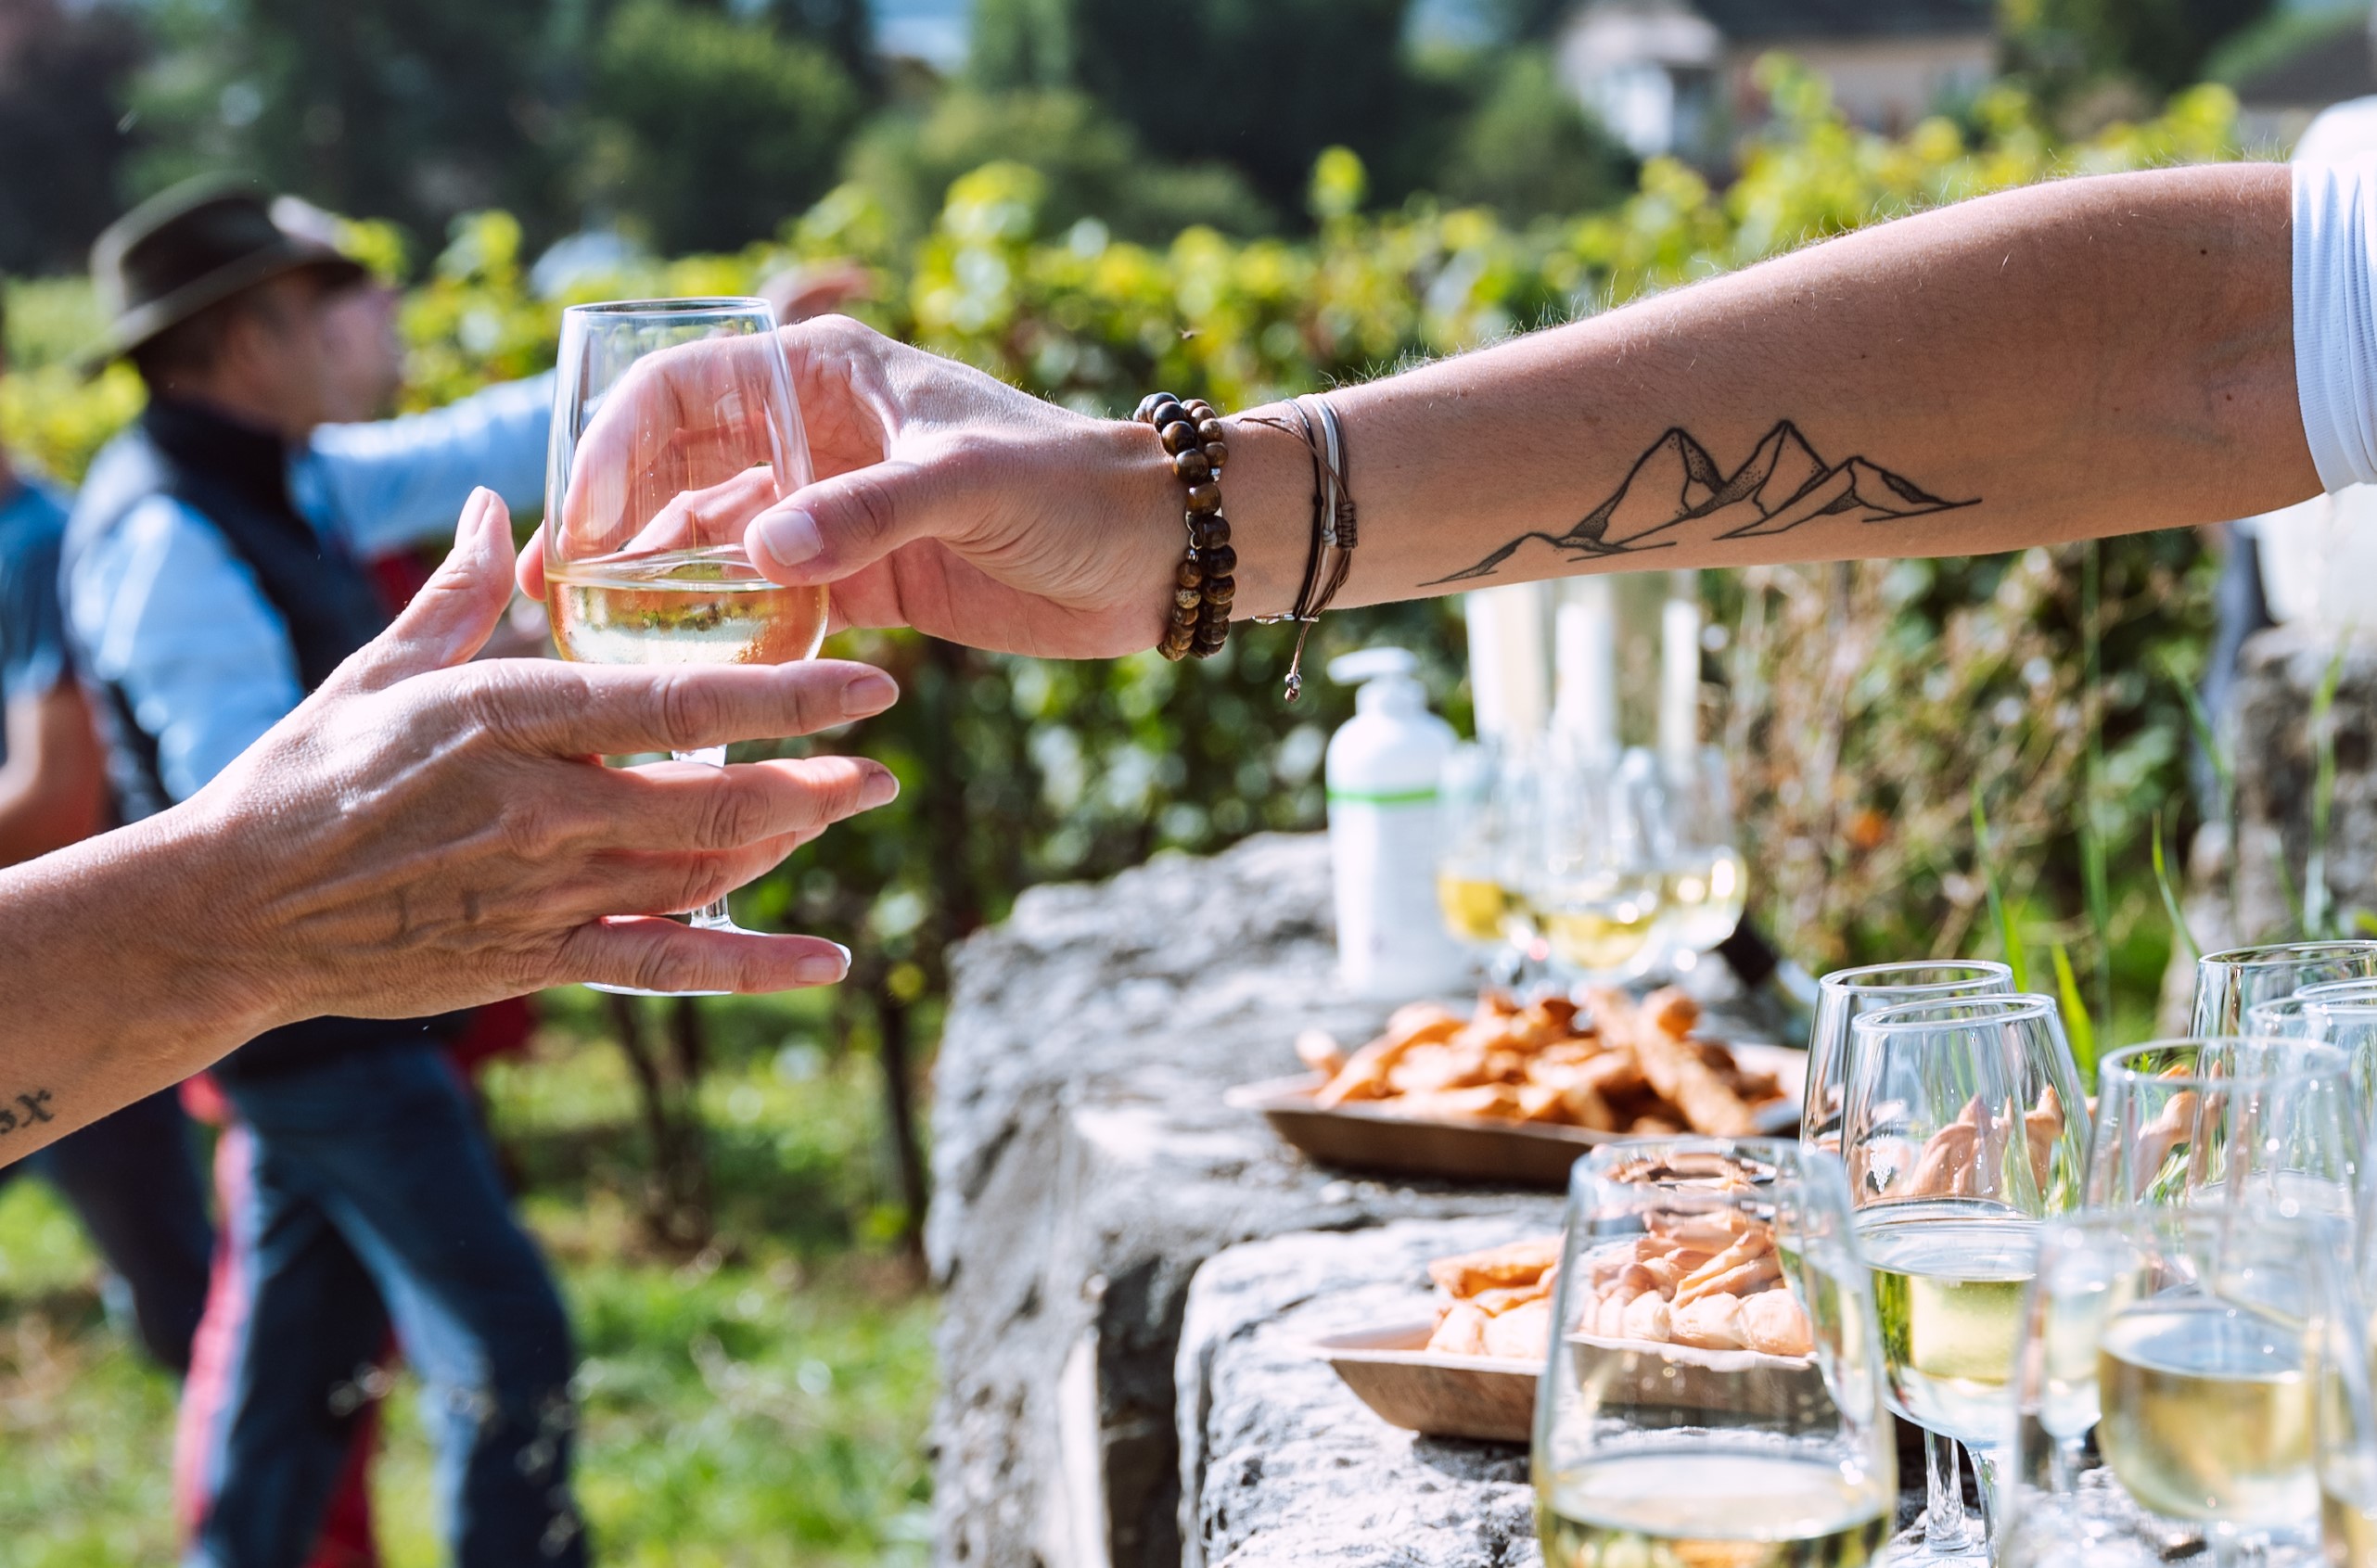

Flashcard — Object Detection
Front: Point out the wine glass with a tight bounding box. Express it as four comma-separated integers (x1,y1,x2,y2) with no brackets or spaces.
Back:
1533,1138,1897,1564
2086,1039,2360,1217
1840,992,2089,1555
1998,1208,2360,1567
1649,744,1747,972
1801,959,2014,1556
2192,942,2377,1037
1527,740,1664,983
2288,976,2377,1135
543,298,826,994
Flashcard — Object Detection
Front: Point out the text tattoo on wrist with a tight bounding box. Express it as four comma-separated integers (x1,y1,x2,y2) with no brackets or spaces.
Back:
0,1089,56,1139
1424,420,1977,586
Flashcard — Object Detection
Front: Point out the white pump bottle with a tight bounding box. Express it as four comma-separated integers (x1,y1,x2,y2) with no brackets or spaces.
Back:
1324,649,1468,1000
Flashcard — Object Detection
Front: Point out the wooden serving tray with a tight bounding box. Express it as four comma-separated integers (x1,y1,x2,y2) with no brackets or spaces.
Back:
1310,1319,1539,1444
1312,1317,1823,1444
1226,1043,1806,1190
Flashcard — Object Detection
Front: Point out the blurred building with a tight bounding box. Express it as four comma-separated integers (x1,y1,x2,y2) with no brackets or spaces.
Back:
2227,5,2377,152
1555,0,1997,166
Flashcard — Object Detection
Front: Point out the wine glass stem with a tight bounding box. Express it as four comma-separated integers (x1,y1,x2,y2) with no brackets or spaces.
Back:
1965,1445,2005,1550
676,746,735,932
1922,1433,1974,1552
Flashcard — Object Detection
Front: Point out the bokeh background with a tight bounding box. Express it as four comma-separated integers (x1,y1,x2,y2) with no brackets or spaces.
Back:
0,0,2357,1560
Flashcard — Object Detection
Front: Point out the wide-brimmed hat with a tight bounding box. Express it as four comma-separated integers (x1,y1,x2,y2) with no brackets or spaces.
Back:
86,174,367,368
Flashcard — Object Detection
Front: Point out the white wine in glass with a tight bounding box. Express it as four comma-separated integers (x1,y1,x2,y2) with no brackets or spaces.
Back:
1538,1450,1893,1568
2095,1300,2316,1526
547,544,826,667
543,296,824,995
1859,1200,2039,1446
1658,845,1746,953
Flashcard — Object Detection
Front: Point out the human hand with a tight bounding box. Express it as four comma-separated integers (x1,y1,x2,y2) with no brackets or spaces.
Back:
185,486,901,1021
520,316,1193,658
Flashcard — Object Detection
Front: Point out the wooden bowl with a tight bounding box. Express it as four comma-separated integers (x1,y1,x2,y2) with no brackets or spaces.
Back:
1227,1043,1806,1190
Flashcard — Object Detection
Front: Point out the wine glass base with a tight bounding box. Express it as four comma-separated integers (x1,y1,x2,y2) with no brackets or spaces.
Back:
1886,1514,1987,1563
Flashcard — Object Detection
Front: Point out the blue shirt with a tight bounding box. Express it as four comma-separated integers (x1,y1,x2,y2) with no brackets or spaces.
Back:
66,375,550,803
0,476,74,770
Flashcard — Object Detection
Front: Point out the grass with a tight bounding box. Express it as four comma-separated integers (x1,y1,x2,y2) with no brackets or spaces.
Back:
0,993,936,1567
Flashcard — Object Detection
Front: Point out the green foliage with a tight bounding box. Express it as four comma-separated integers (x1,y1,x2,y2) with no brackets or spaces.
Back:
2007,0,2281,95
0,0,142,274
0,1006,936,1565
1436,49,1637,222
3,65,2251,1039
2204,3,2371,90
584,2,868,256
975,0,1452,213
841,90,1276,248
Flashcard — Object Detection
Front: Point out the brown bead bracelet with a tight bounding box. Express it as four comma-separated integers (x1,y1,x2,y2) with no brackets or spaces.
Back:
1132,390,1234,661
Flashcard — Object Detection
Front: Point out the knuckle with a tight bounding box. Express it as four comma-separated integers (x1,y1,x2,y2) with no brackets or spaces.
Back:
652,670,724,750
695,779,774,851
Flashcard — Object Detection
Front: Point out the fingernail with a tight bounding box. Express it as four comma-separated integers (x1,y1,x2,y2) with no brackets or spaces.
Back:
859,768,901,809
794,944,851,986
841,667,898,715
753,508,823,569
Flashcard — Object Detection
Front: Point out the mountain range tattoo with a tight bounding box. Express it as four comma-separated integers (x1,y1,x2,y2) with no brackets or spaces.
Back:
1422,420,1978,586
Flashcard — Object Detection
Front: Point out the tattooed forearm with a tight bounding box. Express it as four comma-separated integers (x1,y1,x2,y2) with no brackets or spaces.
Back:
0,1088,57,1139
1424,420,1978,586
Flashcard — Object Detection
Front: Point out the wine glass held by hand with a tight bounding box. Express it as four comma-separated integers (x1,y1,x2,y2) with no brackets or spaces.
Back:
1839,993,2089,1552
543,299,837,991
1533,1138,1898,1568
1997,1209,2366,1568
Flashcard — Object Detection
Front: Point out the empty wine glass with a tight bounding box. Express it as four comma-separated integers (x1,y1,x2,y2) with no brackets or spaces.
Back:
1840,993,2089,1555
2087,1039,2360,1217
1998,1208,2360,1568
1533,1138,1897,1565
2192,942,2377,1037
544,298,825,993
2289,976,2377,1135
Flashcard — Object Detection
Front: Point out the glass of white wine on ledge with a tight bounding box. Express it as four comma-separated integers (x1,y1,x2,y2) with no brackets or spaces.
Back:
1533,1138,1898,1567
544,298,827,994
1997,1209,2364,1568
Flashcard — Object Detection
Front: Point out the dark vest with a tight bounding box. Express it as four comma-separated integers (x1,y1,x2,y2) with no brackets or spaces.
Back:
66,398,463,1079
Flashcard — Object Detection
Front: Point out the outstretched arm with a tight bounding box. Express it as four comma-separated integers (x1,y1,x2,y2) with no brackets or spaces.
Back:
530,162,2316,657
0,488,903,1162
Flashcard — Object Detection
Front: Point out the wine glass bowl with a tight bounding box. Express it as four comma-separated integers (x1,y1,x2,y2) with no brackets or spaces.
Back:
1838,992,2087,1556
542,297,825,991
2085,1039,2359,1217
2191,942,2377,1038
1533,1138,1897,1567
2000,1210,2359,1568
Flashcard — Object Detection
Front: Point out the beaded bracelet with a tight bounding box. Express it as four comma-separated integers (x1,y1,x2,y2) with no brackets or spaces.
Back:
1133,391,1234,661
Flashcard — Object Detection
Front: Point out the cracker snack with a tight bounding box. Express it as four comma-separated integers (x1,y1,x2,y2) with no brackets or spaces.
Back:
1309,988,1784,1136
1424,1236,1562,1359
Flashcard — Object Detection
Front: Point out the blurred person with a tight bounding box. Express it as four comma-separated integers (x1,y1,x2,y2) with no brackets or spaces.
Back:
65,176,559,1568
0,290,217,1377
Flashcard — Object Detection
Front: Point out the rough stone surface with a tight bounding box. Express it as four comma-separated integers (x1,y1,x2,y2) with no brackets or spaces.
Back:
927,835,1545,1568
2167,623,2377,1024
1177,1217,1559,1568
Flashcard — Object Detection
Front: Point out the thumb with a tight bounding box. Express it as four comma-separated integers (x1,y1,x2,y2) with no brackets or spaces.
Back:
744,458,956,588
336,489,517,693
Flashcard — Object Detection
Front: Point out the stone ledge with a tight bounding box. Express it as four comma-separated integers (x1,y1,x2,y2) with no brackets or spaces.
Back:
1178,1217,1558,1568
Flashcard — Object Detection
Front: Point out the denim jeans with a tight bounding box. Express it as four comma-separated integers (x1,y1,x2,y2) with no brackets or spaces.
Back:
0,1087,212,1372
182,1043,584,1568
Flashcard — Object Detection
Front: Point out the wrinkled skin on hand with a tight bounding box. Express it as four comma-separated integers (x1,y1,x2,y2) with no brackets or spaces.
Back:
525,316,1182,658
186,485,902,1018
